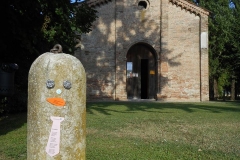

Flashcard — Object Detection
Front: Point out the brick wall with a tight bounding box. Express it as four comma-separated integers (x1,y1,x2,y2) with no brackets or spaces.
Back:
78,0,209,102
115,0,161,100
80,2,116,100
158,2,201,101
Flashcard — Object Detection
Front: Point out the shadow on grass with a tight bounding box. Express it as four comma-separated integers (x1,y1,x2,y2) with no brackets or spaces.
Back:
0,112,27,136
86,100,240,115
0,101,239,135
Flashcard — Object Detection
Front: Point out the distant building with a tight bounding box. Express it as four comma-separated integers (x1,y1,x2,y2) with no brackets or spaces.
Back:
75,0,210,101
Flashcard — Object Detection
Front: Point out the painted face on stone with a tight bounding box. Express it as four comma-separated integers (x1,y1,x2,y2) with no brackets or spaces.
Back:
28,52,86,159
46,79,72,107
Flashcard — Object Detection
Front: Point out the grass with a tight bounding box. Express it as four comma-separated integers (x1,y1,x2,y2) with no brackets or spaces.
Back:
0,101,240,159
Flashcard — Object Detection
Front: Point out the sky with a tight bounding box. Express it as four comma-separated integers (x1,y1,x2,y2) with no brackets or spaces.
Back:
192,0,236,9
70,0,85,3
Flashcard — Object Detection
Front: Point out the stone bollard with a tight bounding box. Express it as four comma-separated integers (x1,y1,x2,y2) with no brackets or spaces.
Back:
27,45,86,160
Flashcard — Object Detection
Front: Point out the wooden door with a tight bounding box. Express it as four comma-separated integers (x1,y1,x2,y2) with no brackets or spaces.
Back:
126,43,156,99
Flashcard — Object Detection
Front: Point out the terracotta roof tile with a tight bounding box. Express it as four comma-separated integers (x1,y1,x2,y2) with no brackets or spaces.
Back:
170,0,209,16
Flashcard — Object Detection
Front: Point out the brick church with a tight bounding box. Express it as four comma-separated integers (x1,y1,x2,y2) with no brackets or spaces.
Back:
75,0,210,101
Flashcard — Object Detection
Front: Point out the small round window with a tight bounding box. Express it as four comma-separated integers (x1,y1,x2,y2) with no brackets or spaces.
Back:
138,0,149,10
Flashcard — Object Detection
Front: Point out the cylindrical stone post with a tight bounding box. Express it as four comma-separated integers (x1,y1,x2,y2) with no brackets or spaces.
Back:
27,52,86,160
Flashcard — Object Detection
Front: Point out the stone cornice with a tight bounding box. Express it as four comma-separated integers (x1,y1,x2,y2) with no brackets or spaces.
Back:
169,0,209,16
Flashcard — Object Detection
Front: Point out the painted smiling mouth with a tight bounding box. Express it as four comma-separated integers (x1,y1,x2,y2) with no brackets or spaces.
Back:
47,97,66,107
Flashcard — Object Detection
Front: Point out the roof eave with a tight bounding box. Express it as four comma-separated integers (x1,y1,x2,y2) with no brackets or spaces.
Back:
170,0,209,16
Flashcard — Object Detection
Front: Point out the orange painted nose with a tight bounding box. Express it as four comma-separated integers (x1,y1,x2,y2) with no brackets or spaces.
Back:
47,97,66,107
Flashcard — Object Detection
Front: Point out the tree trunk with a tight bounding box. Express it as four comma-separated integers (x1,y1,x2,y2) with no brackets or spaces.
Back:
214,78,218,100
231,78,235,101
209,78,214,100
223,88,226,101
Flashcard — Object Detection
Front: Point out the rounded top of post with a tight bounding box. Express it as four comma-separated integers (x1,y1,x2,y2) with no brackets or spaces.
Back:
50,44,63,54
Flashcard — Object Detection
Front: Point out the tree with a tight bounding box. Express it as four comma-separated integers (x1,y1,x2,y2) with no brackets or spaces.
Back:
213,0,240,100
197,0,240,100
0,0,97,113
229,0,240,100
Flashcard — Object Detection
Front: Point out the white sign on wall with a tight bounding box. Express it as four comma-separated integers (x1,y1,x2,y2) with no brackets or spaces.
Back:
127,62,133,71
201,32,208,49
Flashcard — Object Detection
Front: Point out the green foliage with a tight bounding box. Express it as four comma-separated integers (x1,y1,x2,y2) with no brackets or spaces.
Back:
0,0,97,113
218,70,231,95
201,0,234,74
41,1,98,53
199,0,240,98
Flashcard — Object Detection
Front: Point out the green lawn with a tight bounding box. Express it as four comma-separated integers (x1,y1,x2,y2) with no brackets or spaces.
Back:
0,101,240,159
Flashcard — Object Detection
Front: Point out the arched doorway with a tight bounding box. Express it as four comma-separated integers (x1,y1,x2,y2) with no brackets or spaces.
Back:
126,43,157,99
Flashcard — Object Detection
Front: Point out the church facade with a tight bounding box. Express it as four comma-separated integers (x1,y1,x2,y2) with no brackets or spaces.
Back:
75,0,209,101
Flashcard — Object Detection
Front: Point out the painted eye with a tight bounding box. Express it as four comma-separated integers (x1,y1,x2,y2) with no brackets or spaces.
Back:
63,80,71,89
46,79,55,89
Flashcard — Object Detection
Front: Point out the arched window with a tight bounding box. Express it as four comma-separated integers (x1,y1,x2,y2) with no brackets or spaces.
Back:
138,0,149,10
